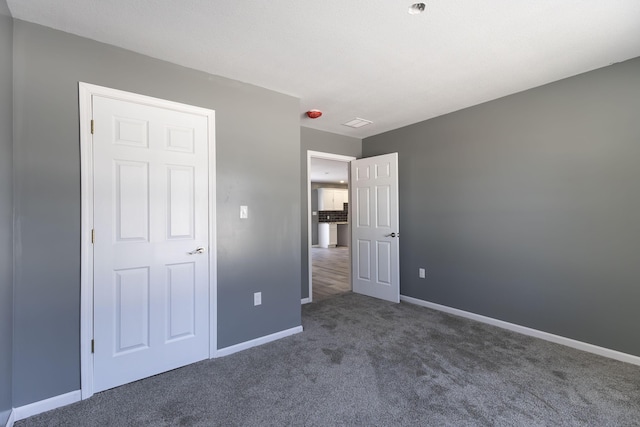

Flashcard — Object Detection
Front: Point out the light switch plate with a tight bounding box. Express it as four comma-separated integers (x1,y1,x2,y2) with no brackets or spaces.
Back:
240,205,248,219
254,292,262,306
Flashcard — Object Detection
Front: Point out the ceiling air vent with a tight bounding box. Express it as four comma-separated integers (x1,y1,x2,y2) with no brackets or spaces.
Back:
342,118,373,129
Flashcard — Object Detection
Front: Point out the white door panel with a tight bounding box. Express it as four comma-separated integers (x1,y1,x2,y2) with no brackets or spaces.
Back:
114,267,150,354
166,262,197,341
351,153,399,303
93,95,210,392
114,160,149,242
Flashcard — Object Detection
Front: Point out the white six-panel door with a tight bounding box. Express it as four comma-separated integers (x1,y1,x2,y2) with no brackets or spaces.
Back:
351,153,400,303
92,95,210,392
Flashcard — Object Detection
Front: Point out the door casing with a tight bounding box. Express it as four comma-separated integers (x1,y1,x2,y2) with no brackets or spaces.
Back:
79,82,217,399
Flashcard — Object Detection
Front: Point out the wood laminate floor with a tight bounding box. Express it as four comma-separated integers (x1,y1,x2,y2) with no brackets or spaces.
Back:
312,246,351,302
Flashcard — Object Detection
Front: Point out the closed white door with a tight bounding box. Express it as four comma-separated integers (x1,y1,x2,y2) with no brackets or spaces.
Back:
92,95,210,392
350,153,400,303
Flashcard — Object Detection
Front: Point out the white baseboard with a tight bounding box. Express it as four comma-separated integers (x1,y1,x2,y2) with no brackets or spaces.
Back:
215,325,303,358
400,295,640,367
4,409,14,427
301,297,311,304
13,390,81,421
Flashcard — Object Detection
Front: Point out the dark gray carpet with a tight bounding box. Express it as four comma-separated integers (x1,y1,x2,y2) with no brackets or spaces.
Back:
17,293,640,426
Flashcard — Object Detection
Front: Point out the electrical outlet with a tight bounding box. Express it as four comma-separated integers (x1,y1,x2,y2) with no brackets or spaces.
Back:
254,292,262,306
419,268,426,279
240,205,248,219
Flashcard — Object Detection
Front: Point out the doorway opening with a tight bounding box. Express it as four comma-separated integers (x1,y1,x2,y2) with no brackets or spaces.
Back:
306,151,356,303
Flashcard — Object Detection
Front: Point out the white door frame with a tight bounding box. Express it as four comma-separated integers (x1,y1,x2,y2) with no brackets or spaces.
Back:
79,82,217,399
305,150,356,304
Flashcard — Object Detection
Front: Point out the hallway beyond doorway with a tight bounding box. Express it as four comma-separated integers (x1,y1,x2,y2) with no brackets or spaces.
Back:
312,246,350,302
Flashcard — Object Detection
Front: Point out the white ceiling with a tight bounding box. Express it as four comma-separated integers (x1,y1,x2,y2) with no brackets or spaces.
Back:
310,158,349,184
7,0,640,138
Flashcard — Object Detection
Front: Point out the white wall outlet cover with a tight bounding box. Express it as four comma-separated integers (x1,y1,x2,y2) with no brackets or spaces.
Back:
240,205,248,219
419,268,426,279
312,211,317,216
254,292,262,306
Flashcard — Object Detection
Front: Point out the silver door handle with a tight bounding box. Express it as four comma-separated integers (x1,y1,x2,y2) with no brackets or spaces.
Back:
188,246,205,255
386,232,399,238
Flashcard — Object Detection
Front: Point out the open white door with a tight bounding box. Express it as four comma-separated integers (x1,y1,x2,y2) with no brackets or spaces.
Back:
350,153,400,303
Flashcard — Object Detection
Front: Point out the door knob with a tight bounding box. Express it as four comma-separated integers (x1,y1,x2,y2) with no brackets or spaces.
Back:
386,232,398,238
188,246,205,255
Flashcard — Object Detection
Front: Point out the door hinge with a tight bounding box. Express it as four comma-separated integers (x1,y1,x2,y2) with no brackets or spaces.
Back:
90,120,94,134
91,229,95,244
91,339,95,353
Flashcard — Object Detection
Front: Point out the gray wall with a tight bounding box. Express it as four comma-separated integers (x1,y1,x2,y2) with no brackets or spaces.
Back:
300,127,361,299
12,20,301,406
0,2,13,423
363,57,640,357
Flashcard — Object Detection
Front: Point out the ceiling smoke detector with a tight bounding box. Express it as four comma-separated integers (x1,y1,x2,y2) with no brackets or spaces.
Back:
306,109,323,119
408,3,426,15
342,118,373,129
